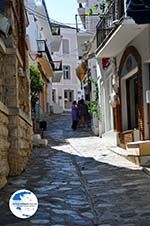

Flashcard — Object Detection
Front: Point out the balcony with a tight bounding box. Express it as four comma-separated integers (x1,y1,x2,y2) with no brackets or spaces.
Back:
78,3,86,28
37,56,53,79
51,61,63,83
37,39,53,63
96,0,147,58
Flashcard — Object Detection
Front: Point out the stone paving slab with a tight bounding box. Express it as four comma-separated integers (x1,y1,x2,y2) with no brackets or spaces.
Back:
0,113,150,226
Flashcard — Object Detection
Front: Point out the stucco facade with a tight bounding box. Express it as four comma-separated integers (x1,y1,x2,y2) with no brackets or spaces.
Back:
26,0,54,119
116,28,150,145
52,26,82,112
95,1,150,165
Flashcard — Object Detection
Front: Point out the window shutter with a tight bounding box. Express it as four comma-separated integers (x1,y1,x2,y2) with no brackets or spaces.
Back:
126,0,150,24
0,0,5,12
63,39,69,54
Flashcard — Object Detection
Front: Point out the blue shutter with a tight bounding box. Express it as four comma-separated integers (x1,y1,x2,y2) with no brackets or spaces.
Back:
126,0,150,24
0,0,5,12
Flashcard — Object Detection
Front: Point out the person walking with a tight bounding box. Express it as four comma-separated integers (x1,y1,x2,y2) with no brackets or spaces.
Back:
78,99,89,127
71,101,78,130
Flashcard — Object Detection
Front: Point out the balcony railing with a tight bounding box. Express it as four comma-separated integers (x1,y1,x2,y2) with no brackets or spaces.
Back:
51,61,62,72
37,39,53,65
96,0,125,48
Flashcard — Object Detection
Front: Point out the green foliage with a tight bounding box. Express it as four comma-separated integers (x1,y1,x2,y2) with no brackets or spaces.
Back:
88,8,93,16
88,80,100,119
30,64,44,112
92,4,99,11
88,0,112,16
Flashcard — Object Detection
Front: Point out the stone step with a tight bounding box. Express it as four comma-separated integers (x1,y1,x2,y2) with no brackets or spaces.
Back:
110,141,150,167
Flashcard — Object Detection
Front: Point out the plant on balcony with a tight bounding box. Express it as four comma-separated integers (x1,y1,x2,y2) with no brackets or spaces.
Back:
30,64,44,114
88,0,112,16
88,79,100,120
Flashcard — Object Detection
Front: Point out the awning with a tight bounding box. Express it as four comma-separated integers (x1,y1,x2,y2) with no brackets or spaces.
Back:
37,56,53,78
52,71,63,83
76,62,87,82
96,19,147,58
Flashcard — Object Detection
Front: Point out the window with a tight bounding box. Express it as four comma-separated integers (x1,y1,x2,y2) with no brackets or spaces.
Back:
62,39,69,54
52,89,56,103
63,65,71,79
64,91,67,99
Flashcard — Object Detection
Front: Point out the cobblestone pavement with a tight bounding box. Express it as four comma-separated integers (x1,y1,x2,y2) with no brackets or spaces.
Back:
0,113,150,226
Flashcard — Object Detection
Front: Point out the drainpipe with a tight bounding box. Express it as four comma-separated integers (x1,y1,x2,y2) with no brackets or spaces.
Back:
112,57,121,133
148,64,150,138
75,14,79,32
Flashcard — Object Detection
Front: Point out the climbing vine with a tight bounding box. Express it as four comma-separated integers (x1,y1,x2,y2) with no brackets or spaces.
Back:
88,80,100,119
30,64,44,113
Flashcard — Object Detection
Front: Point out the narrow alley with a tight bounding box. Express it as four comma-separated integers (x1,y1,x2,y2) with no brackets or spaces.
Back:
0,113,150,226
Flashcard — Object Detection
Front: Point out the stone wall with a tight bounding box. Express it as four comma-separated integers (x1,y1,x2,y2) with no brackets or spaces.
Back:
8,111,32,176
0,1,33,189
0,103,32,187
0,103,9,189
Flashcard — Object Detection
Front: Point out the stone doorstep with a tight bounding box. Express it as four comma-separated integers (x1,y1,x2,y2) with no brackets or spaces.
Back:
110,146,128,157
109,146,150,167
126,140,150,156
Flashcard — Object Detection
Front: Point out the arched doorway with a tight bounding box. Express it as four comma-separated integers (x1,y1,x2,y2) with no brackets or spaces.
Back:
118,46,144,146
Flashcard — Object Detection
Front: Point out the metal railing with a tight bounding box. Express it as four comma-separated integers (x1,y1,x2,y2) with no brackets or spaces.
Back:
52,61,62,71
37,39,53,66
96,0,125,48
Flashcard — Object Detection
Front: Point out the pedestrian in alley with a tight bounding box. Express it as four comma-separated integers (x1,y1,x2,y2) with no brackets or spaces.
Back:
78,98,89,128
71,100,78,130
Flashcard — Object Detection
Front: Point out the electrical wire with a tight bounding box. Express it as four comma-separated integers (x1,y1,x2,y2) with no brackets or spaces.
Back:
26,6,96,34
26,6,76,26
26,5,96,60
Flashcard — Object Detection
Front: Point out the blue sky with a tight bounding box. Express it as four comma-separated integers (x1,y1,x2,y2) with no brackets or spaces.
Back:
45,0,78,25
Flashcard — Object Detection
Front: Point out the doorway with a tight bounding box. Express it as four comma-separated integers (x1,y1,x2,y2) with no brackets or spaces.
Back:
64,90,74,110
126,75,138,130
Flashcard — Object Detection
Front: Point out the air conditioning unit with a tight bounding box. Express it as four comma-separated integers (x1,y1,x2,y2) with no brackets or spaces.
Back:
146,90,150,103
0,13,11,37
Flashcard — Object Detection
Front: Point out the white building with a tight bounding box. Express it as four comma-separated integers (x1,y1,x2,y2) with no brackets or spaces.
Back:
76,0,103,135
25,0,55,118
52,25,82,112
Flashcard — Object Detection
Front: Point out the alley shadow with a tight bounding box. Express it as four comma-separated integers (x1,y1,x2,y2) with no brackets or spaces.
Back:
44,113,95,148
0,144,150,226
0,113,150,225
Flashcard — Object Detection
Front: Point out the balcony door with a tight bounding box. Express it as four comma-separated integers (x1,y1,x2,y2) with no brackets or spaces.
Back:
126,74,138,130
64,90,74,110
